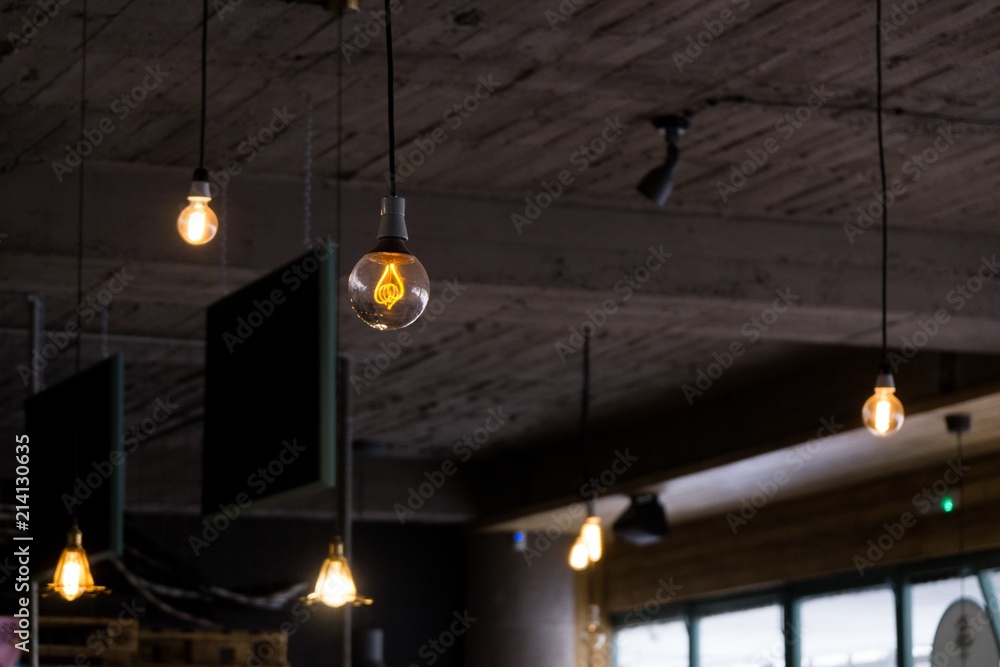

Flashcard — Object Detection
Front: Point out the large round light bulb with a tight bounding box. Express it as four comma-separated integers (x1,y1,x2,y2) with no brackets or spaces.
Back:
349,197,429,330
349,248,429,330
177,195,218,245
862,372,904,436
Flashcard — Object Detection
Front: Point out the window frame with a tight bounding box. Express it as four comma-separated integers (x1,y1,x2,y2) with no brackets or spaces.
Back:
611,548,1000,667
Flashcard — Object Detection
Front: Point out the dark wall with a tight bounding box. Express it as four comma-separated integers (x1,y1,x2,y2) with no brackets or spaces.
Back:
122,513,467,667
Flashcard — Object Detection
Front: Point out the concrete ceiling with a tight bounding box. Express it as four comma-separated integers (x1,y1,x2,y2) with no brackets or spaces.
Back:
1,0,999,523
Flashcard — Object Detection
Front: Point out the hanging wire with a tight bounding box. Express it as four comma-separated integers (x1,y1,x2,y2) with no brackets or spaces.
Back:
580,330,592,504
303,95,313,249
72,0,89,492
384,0,397,196
198,0,208,169
99,306,109,359
219,181,228,294
955,426,970,667
875,0,889,371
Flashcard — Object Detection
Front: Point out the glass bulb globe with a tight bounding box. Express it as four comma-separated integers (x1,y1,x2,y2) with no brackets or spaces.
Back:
569,536,589,571
177,195,218,245
48,525,105,601
308,540,372,608
349,248,429,330
862,383,904,436
582,516,603,563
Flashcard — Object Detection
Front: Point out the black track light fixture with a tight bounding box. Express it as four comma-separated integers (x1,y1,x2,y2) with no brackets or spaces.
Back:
637,114,689,207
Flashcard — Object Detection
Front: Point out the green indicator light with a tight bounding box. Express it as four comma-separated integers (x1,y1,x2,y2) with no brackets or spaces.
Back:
941,496,955,513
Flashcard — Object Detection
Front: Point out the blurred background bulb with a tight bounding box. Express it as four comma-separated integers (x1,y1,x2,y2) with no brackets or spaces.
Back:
349,197,429,330
568,514,603,570
569,536,589,570
862,372,904,436
177,195,218,245
581,516,603,562
582,603,608,652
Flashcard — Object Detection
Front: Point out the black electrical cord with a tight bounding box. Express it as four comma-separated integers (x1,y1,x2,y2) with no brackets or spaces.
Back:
581,331,591,487
384,0,396,196
876,0,889,370
73,0,88,495
199,0,208,170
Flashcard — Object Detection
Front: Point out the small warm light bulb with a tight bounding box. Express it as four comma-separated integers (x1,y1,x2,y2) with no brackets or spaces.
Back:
583,603,608,652
177,172,218,245
47,525,106,602
308,539,372,608
581,516,603,563
349,197,430,331
569,536,589,571
862,372,904,436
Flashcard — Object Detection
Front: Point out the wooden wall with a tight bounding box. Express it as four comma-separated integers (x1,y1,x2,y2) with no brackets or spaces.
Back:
604,451,1000,613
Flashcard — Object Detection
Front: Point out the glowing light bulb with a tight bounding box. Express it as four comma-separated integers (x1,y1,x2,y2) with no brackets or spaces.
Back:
349,197,429,330
569,515,603,570
177,173,218,245
582,516,603,563
47,525,106,601
569,536,589,571
862,372,904,436
308,539,372,608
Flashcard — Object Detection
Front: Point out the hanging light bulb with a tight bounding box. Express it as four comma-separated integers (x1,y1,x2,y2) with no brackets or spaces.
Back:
47,524,106,602
349,197,429,330
307,538,372,608
581,515,603,562
582,603,608,652
177,169,218,245
861,0,905,437
862,370,904,436
569,535,590,571
350,2,429,331
569,514,603,570
177,0,218,246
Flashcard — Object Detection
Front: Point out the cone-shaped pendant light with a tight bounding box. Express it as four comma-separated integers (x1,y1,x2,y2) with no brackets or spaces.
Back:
307,538,372,608
47,524,106,602
47,0,108,602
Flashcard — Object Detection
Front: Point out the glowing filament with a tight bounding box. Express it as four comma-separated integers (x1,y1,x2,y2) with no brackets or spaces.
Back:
374,263,405,310
186,203,206,240
874,399,891,434
59,559,83,600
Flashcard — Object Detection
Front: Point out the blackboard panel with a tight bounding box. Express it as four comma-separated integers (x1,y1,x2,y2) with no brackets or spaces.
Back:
202,243,336,517
25,354,125,563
